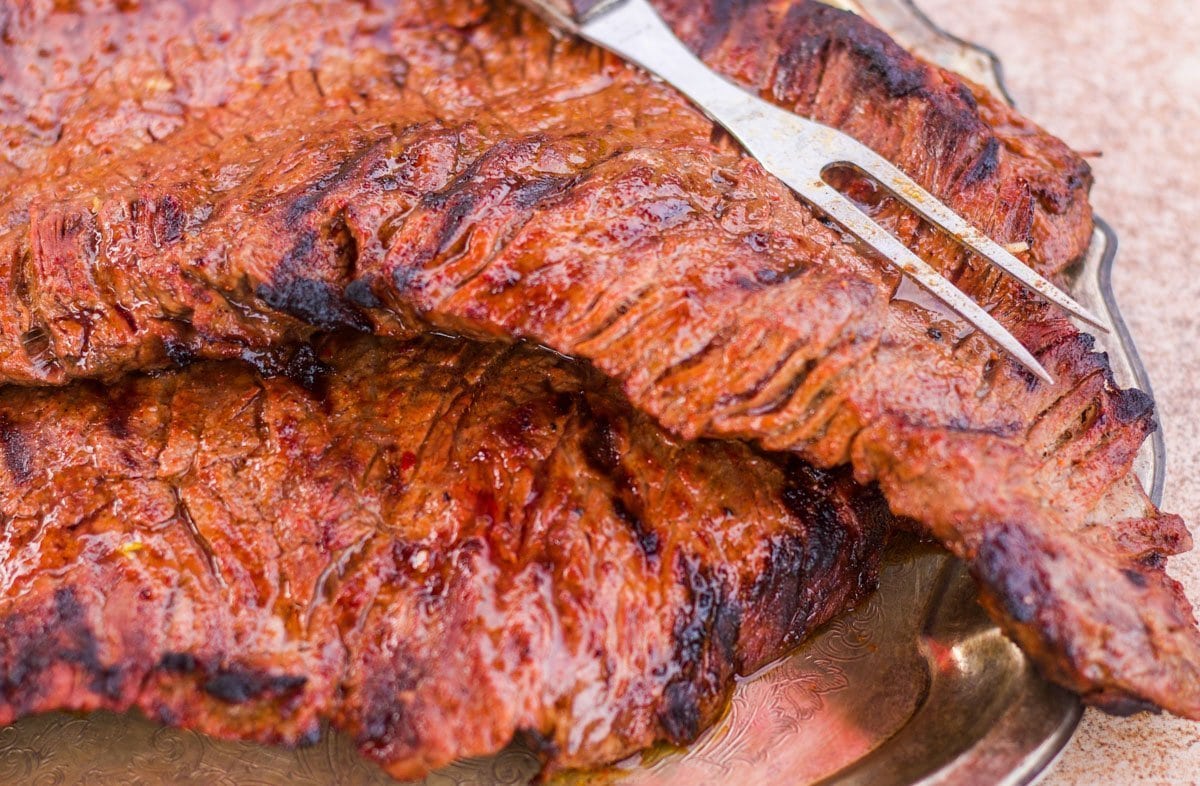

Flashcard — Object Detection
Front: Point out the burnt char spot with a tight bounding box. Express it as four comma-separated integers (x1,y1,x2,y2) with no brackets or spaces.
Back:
0,588,125,702
1142,552,1166,570
258,227,370,330
674,558,720,671
241,343,332,399
202,668,307,704
580,414,662,561
659,680,702,744
55,589,124,701
281,344,332,398
163,340,195,367
151,194,186,247
345,276,382,308
257,276,369,331
357,657,423,750
514,728,560,759
774,12,830,100
159,652,198,673
697,0,752,55
1085,691,1158,718
780,462,847,577
581,416,620,476
551,389,576,418
973,522,1049,625
511,175,576,209
53,589,93,652
1123,569,1149,589
613,498,660,559
0,414,32,483
660,555,742,744
1112,386,1155,426
712,589,741,664
101,381,137,440
962,137,1000,187
750,533,808,645
784,3,926,98
955,81,979,109
392,264,420,294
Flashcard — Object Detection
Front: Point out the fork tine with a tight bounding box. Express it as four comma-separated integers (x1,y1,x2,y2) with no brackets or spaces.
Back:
802,180,1054,384
839,141,1107,331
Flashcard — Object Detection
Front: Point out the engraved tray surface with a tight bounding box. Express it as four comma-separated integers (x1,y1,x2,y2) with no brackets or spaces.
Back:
0,1,1161,784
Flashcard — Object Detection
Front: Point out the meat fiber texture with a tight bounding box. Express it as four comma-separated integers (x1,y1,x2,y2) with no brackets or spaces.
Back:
0,333,888,779
0,0,1196,729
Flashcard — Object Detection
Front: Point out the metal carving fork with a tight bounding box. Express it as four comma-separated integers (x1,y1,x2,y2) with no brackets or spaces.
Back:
521,0,1105,383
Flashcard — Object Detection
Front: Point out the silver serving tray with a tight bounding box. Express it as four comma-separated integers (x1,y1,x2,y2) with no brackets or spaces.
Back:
0,1,1162,784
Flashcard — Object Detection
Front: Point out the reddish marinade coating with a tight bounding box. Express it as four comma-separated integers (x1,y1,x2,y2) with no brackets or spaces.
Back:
0,0,1196,720
0,333,888,779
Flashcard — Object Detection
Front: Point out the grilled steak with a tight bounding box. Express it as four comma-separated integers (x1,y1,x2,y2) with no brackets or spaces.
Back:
1,0,1196,719
0,332,887,780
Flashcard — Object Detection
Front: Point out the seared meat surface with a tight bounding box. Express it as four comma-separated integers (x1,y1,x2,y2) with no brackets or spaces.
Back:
0,333,887,780
0,0,1196,724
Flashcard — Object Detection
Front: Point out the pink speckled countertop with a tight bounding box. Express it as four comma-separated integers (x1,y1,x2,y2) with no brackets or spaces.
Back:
917,1,1200,783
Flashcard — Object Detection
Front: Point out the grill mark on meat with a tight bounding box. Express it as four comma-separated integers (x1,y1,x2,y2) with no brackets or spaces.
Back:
713,335,806,410
284,140,386,227
652,331,730,388
961,137,1001,189
15,324,62,381
697,0,748,56
389,135,615,308
429,184,483,259
420,138,549,247
746,358,819,417
572,283,656,346
511,174,578,208
770,6,831,106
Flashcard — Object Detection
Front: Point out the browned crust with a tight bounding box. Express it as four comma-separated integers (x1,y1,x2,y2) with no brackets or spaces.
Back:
0,333,887,780
0,0,1195,722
